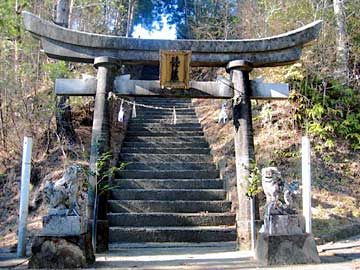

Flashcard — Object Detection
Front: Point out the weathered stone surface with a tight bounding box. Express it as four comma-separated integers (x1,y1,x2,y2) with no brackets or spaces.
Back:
55,77,289,100
22,11,322,67
256,233,321,265
29,233,95,269
41,215,88,236
266,215,305,235
55,78,234,98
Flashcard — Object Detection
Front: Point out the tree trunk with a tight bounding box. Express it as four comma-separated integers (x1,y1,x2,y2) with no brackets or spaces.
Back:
55,0,70,27
126,0,136,37
0,95,6,151
184,0,191,39
55,96,77,143
54,0,76,143
333,0,349,82
236,0,245,38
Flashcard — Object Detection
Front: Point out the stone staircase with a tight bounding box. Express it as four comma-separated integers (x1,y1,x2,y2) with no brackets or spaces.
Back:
108,98,236,244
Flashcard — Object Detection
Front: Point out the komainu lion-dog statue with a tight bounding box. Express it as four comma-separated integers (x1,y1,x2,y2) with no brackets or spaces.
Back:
44,165,86,216
261,166,300,232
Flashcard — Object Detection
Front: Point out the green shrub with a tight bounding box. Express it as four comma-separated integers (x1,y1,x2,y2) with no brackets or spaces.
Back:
289,76,360,150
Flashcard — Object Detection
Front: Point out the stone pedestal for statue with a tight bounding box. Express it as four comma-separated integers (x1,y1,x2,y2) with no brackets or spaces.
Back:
256,167,320,265
256,215,320,265
29,166,95,269
29,216,95,269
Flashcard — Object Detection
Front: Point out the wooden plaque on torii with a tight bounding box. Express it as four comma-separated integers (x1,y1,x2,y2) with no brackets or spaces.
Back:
160,50,191,90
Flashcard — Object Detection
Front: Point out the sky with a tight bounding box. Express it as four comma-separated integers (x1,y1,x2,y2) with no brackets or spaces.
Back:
132,16,176,39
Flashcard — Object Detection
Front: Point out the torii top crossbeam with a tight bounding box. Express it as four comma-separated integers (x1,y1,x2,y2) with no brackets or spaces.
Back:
22,11,321,68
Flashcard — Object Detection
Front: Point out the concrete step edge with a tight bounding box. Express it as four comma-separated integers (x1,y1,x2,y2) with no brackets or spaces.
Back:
120,169,218,172
108,199,230,203
108,212,235,217
112,178,222,181
109,226,236,230
110,189,225,192
108,241,237,249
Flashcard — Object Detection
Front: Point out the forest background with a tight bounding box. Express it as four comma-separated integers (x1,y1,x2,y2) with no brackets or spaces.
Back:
0,0,359,247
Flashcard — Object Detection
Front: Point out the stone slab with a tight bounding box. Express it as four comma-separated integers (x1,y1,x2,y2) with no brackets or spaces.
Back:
55,77,289,100
41,215,88,236
260,215,305,235
256,233,321,265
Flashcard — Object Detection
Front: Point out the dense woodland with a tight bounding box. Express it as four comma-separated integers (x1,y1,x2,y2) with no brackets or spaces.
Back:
0,0,359,244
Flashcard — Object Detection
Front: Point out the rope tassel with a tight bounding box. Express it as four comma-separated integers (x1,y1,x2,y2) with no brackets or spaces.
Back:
132,101,137,118
172,106,177,125
117,100,125,122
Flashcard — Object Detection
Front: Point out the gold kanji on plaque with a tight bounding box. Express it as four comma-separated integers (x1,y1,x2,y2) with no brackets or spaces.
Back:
160,50,191,89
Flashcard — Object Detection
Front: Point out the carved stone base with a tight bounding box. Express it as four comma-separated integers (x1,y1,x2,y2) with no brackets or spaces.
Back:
42,215,88,236
29,232,95,269
260,215,305,235
256,233,320,265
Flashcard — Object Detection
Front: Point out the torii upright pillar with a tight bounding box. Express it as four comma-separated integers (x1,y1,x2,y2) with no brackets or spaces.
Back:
88,57,119,220
227,60,255,250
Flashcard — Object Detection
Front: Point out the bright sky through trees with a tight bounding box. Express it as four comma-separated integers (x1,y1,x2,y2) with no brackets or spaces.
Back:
132,16,176,39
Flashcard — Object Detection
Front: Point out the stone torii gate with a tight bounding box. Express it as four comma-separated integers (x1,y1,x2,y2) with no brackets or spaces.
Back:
23,11,321,249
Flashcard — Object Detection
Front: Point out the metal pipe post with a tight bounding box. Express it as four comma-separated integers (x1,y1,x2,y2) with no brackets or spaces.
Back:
17,137,33,258
302,136,312,233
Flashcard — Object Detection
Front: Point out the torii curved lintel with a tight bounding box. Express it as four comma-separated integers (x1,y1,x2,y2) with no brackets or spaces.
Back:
22,11,321,68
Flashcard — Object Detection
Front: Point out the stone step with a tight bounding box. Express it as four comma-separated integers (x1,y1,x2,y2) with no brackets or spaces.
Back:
137,109,195,115
117,170,219,179
136,98,191,102
111,179,224,189
119,153,212,163
108,213,236,227
109,226,237,243
108,241,237,249
127,126,203,132
135,105,194,110
121,147,210,154
135,101,192,107
130,119,199,124
136,97,191,102
131,115,199,124
125,130,204,137
110,189,226,201
136,100,193,106
128,123,202,129
122,141,208,148
108,200,232,213
124,136,206,143
132,112,196,117
123,162,216,171
135,103,193,107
